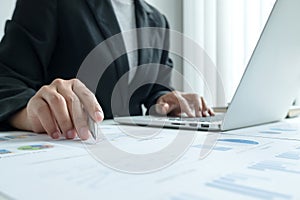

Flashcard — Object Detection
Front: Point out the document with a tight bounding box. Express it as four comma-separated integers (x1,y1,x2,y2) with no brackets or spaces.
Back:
1,120,300,200
224,117,300,141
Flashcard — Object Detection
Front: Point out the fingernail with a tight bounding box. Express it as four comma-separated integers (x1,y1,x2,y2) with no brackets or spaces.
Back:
52,131,60,139
67,130,75,139
162,104,169,114
79,127,90,140
203,111,209,117
95,111,104,122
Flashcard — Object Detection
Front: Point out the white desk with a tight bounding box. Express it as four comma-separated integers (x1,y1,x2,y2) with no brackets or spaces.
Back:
1,118,300,200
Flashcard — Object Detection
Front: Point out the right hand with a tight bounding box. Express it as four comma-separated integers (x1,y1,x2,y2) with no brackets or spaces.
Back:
9,79,104,140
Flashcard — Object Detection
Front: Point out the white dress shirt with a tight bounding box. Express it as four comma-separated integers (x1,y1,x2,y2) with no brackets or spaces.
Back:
111,0,138,83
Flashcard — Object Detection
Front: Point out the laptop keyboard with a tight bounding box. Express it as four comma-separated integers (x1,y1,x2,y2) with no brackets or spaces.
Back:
167,114,225,123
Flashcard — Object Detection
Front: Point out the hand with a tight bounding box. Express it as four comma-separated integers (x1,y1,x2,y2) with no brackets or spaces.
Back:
155,91,214,117
9,79,104,140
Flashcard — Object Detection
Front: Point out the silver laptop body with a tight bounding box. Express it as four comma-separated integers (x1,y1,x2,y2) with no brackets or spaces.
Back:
115,0,300,131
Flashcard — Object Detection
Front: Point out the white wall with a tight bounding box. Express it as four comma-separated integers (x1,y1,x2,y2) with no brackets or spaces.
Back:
0,0,16,39
146,0,183,32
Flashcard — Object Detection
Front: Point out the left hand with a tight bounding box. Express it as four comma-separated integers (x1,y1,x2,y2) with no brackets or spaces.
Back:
155,91,215,117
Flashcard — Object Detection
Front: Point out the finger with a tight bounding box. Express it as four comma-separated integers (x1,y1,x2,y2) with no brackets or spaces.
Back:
156,96,172,114
156,95,180,115
185,94,202,117
32,99,61,139
155,102,170,115
156,102,180,114
201,97,209,117
55,83,83,139
177,96,195,117
208,108,215,116
160,92,195,117
41,86,74,139
71,96,91,140
72,79,104,122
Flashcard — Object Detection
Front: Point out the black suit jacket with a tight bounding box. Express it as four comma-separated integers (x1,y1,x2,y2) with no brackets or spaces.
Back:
0,0,173,123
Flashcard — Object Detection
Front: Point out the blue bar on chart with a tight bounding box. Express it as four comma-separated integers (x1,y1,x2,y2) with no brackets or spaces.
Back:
206,173,291,200
249,160,300,174
192,145,232,152
170,193,206,200
276,151,300,160
217,139,259,145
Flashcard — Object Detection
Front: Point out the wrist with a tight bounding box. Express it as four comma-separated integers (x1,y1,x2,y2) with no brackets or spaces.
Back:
9,108,31,131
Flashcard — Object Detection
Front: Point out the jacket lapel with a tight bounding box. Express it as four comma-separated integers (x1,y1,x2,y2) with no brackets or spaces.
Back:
129,0,160,91
85,0,130,74
85,0,159,115
135,0,156,66
85,0,120,39
85,0,131,114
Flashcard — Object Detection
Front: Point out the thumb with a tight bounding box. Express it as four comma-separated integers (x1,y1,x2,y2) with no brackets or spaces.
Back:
156,102,170,115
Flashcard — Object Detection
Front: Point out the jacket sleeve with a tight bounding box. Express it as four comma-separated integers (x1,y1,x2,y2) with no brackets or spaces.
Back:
0,0,57,123
144,15,174,112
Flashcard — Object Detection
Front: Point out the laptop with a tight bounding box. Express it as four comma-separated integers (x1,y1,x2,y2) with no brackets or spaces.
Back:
114,0,300,131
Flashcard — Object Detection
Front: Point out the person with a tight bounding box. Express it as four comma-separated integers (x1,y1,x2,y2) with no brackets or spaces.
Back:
0,0,214,140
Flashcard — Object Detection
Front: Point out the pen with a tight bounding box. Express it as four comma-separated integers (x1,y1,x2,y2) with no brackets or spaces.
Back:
88,116,98,140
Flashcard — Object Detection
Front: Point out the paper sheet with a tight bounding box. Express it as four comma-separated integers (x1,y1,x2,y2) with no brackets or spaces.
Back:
224,117,300,141
1,120,300,200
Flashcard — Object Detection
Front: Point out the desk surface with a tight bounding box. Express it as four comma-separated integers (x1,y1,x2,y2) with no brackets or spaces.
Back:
1,118,300,200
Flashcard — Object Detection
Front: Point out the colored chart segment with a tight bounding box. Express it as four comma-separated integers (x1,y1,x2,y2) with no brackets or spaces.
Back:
192,145,232,152
206,173,291,200
270,128,297,132
0,133,37,142
249,160,300,174
260,127,298,135
18,144,54,151
0,149,12,155
276,151,300,160
0,138,9,142
259,130,282,135
218,139,259,145
170,193,204,200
